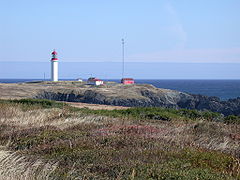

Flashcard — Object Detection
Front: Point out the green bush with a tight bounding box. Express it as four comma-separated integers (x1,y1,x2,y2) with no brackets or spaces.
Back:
224,115,240,124
0,98,65,109
72,107,222,123
0,98,237,124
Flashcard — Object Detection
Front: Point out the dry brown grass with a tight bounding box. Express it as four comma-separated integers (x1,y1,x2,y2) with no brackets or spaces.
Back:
0,100,240,179
0,102,239,157
0,149,58,180
66,102,129,110
0,103,116,129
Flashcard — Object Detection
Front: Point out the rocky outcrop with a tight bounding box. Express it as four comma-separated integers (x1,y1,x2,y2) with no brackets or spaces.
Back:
0,82,239,116
177,94,240,116
35,84,240,116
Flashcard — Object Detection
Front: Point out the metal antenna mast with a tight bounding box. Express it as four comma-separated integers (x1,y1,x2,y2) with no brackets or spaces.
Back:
122,38,125,79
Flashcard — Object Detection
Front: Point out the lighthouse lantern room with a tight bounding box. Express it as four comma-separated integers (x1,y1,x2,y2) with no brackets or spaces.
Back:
51,50,59,81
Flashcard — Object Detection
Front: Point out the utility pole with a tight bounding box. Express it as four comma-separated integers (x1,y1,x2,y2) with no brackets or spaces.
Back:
122,38,125,79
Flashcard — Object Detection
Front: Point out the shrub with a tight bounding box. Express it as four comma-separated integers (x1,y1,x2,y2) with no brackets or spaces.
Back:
224,115,240,124
10,99,65,108
0,98,65,109
72,107,223,123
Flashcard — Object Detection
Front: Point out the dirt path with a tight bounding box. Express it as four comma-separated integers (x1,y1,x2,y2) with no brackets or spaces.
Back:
66,102,130,110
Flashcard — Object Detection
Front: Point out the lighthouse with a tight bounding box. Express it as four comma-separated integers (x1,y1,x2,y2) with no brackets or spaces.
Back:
51,50,59,81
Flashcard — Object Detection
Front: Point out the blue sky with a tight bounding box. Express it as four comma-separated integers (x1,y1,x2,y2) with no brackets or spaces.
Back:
1,62,239,79
0,0,240,78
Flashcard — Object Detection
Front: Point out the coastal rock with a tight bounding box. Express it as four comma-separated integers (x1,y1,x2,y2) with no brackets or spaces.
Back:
0,82,239,116
34,84,240,116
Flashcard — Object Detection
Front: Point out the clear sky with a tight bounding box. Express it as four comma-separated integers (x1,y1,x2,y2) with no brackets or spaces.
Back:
0,0,240,78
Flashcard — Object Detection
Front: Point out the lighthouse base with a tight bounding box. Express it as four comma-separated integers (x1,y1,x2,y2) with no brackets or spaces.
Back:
51,61,58,81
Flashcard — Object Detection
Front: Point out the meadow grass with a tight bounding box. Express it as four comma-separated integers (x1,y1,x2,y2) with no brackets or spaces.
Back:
1,98,239,124
0,99,240,179
1,124,239,179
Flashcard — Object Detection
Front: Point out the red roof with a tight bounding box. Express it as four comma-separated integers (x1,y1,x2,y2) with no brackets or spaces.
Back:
88,78,103,82
92,79,102,81
52,50,57,55
122,78,134,81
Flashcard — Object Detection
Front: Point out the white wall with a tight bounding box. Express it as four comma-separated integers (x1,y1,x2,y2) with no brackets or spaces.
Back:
87,80,103,86
51,61,58,81
95,81,103,86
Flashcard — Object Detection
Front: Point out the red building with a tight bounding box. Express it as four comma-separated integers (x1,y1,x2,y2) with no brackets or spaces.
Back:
121,78,134,84
87,77,104,86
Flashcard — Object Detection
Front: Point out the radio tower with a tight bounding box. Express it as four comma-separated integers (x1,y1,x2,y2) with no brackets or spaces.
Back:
122,38,125,79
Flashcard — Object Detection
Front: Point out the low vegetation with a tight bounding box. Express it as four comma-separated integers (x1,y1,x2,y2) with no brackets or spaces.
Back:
74,106,223,122
2,98,238,124
0,99,240,179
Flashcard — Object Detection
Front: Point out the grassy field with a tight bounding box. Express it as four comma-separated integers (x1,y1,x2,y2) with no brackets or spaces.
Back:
0,99,240,179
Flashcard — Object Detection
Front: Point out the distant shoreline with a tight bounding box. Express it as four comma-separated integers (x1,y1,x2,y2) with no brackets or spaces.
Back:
0,81,240,116
1,79,240,100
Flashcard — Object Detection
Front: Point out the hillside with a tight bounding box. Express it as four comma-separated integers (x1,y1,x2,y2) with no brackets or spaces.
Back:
0,81,240,115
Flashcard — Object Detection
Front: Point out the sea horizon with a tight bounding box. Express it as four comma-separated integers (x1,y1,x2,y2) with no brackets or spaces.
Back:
1,79,240,101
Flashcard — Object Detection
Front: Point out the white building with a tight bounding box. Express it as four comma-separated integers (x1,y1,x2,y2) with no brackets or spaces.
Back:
76,78,83,82
87,78,104,86
51,50,58,81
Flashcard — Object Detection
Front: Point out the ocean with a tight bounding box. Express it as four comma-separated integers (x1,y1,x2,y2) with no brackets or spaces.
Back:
0,79,240,101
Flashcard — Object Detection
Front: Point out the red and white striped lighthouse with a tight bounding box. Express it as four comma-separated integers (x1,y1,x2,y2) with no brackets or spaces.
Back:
51,50,58,81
